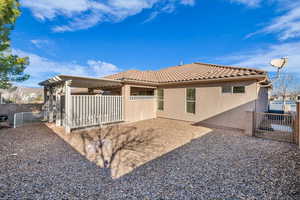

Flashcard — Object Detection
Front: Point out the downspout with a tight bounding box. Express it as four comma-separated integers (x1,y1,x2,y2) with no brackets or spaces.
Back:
256,77,272,113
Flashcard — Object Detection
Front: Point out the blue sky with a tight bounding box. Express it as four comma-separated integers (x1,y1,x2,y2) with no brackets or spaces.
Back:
12,0,300,87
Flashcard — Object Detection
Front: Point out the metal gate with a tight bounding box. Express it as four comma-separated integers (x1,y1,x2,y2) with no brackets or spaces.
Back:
254,112,296,143
14,111,44,128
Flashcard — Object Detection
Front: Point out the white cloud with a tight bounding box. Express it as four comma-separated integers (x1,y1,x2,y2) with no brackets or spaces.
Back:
21,0,195,32
217,42,300,74
179,0,195,6
13,49,120,87
21,0,92,20
261,4,300,40
229,0,261,7
244,1,300,40
87,60,120,76
143,2,177,23
30,39,51,48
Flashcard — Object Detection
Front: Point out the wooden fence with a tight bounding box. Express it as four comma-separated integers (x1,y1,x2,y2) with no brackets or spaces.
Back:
70,95,123,129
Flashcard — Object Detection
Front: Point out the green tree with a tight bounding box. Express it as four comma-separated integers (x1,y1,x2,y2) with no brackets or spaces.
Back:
0,0,29,89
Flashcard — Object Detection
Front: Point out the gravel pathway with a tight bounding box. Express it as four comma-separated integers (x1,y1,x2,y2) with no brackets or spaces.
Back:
1,123,299,199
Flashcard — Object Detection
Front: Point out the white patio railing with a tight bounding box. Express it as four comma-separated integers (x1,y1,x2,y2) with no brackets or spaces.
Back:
70,95,124,129
129,96,156,100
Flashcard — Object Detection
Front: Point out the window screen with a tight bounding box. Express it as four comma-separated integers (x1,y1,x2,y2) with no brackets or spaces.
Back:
222,86,232,93
222,86,245,93
233,86,245,93
186,88,196,114
157,89,164,110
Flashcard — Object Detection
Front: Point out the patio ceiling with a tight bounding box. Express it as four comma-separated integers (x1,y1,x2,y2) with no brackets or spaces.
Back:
39,75,123,88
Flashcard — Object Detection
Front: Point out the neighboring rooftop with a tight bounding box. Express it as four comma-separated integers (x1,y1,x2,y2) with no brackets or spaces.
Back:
104,62,267,84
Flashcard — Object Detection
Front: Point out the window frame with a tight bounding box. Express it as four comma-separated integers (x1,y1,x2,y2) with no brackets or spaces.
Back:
221,85,246,94
233,86,246,94
157,88,164,111
222,86,232,93
186,88,196,114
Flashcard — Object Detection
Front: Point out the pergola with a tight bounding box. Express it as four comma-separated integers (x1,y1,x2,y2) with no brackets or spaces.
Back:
39,75,123,133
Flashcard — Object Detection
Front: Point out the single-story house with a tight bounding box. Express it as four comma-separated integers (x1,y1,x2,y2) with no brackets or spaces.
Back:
40,62,270,133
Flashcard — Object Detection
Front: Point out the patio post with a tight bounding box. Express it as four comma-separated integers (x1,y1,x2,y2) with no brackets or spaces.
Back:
48,87,54,123
43,87,49,121
43,87,47,104
55,85,62,126
121,85,130,122
65,81,72,133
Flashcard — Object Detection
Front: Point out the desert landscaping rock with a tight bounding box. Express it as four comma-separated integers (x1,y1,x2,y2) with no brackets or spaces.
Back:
0,122,299,199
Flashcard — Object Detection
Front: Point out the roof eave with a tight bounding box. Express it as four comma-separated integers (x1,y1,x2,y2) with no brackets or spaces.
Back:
39,75,63,86
119,75,267,86
122,79,159,86
158,75,267,86
39,75,123,88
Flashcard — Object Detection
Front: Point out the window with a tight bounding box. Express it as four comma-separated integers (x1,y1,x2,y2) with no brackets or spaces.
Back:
233,86,245,93
186,88,196,114
157,89,164,111
222,86,232,93
222,86,245,94
130,87,154,96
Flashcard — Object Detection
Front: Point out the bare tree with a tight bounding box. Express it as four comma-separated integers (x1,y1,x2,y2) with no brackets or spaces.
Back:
272,73,296,110
290,84,300,100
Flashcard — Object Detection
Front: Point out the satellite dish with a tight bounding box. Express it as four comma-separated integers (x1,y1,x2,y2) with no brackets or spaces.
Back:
270,57,288,69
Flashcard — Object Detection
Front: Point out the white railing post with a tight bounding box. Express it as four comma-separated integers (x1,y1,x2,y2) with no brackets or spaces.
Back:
22,112,24,127
13,113,16,128
121,96,124,121
65,81,72,133
129,96,155,100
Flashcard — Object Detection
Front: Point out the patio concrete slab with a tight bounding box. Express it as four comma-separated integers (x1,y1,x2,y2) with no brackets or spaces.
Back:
48,118,213,178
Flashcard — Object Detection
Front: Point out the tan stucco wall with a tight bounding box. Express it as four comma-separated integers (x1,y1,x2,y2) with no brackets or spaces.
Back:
126,99,157,122
157,80,267,130
122,85,157,123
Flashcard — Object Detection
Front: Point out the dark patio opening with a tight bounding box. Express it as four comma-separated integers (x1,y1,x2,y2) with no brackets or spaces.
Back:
130,87,154,96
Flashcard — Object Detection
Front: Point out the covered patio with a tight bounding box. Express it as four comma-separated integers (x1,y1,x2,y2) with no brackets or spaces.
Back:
39,75,157,133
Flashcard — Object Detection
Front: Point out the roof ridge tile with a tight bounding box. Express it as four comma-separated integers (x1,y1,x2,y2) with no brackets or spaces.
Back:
104,62,267,83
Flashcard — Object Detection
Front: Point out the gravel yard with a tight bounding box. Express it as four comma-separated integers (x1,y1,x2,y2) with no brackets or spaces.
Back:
1,121,300,199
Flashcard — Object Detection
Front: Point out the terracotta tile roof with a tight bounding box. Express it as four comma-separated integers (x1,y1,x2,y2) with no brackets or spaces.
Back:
104,62,267,84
